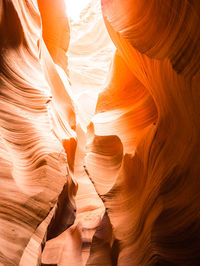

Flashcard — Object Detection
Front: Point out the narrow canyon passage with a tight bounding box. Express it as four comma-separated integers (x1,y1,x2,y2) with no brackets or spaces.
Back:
1,0,200,266
30,0,116,264
43,1,116,263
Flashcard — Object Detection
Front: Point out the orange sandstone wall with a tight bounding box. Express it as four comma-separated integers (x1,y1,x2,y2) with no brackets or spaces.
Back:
86,0,200,265
37,0,70,74
0,1,76,265
1,0,200,265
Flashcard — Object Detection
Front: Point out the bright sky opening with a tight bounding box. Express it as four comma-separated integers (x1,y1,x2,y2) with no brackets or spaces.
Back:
65,0,92,21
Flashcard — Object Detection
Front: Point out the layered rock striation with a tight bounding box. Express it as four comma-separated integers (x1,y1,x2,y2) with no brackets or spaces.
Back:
1,0,200,265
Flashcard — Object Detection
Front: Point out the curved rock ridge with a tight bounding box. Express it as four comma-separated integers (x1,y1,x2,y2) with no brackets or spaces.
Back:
86,212,115,266
101,0,200,76
93,50,157,154
86,123,124,196
38,0,70,75
1,0,200,265
86,0,200,265
0,1,76,265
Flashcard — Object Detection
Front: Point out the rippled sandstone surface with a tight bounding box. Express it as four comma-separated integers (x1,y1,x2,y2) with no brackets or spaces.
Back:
0,0,200,265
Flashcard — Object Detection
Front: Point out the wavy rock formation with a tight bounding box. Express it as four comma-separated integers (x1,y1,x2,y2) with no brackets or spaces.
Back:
0,1,76,265
1,0,200,265
38,0,70,75
86,0,200,265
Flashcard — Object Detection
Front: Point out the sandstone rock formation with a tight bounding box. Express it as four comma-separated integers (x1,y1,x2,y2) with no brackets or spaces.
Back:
86,0,200,265
0,1,76,265
1,0,200,265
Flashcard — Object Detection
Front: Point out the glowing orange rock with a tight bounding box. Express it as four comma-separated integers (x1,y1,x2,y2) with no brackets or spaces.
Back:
85,0,200,265
0,1,76,264
1,0,200,265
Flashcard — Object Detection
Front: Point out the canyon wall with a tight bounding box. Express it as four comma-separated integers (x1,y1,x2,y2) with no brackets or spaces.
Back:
0,1,76,265
86,0,200,265
0,0,200,265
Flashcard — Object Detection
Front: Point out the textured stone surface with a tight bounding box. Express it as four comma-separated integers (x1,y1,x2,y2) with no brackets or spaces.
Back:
1,0,200,265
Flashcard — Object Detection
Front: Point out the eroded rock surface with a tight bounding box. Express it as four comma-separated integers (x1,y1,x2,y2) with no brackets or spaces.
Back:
0,1,76,265
1,0,200,265
86,0,200,265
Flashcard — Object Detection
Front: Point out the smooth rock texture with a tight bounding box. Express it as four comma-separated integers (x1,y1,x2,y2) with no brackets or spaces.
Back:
0,0,76,265
1,0,200,265
86,0,200,265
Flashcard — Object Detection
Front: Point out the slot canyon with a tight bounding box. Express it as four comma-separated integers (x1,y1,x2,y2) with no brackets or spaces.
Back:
0,0,200,265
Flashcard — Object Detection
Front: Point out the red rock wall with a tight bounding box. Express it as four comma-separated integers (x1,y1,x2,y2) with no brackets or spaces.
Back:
0,1,75,264
1,0,200,265
86,0,200,265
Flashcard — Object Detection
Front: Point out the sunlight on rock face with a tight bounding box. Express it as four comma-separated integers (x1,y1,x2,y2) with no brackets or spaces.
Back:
1,0,200,265
65,0,92,21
